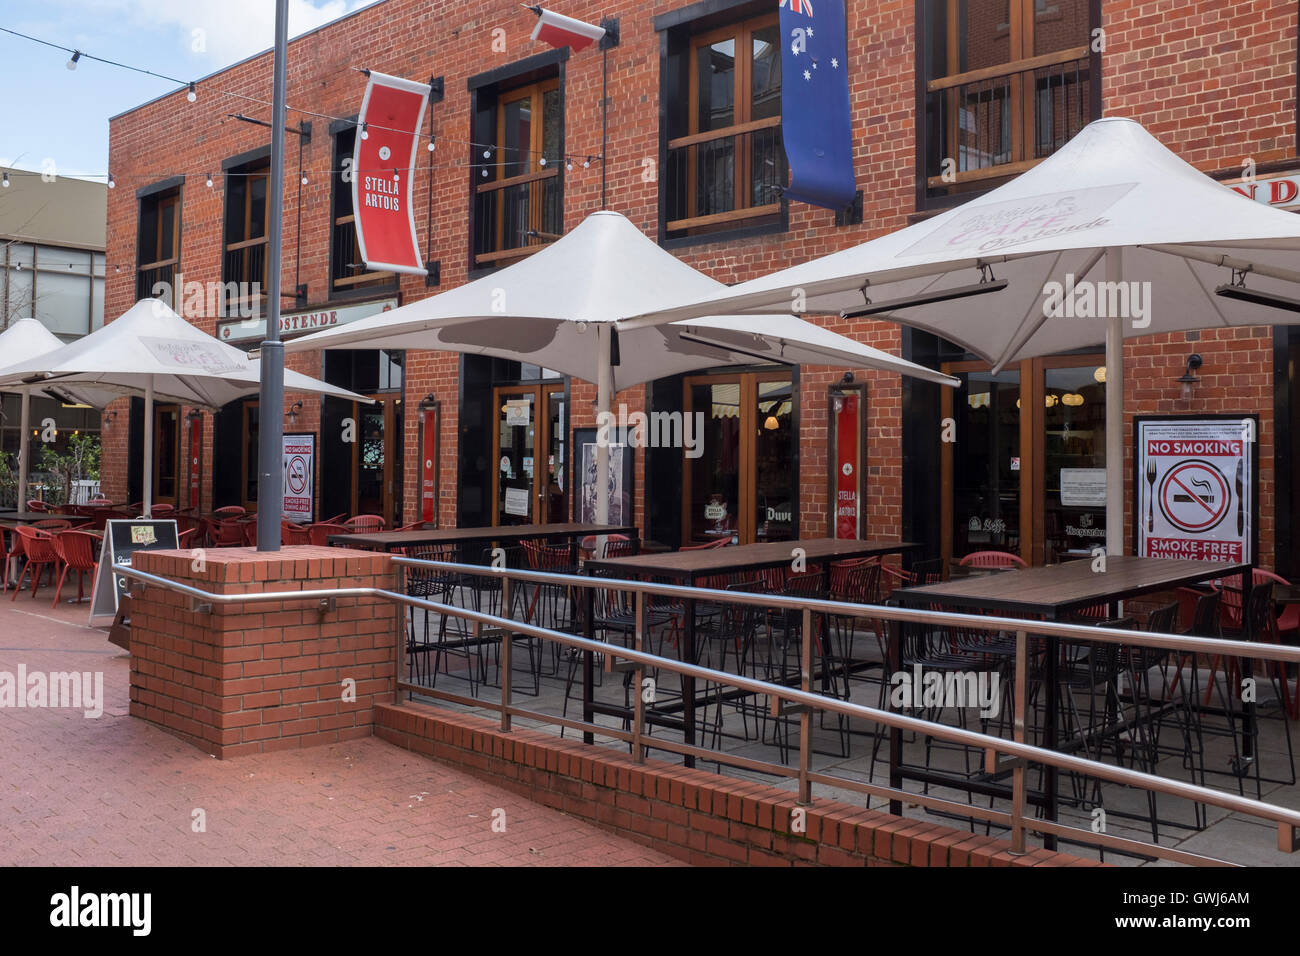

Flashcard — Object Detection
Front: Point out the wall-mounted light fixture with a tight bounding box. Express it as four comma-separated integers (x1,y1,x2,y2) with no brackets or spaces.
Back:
287,400,303,424
102,409,118,431
1177,353,1203,400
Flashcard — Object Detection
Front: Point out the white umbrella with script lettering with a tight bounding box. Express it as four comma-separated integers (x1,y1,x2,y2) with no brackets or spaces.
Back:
0,299,369,516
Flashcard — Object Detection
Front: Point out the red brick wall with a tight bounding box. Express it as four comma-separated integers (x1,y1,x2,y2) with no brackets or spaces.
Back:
376,701,1099,866
105,0,1297,560
128,546,397,757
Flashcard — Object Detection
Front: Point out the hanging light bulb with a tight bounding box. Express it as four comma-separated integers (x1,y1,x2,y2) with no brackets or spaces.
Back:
205,172,213,188
583,156,591,168
539,157,547,167
427,137,436,152
187,82,197,103
483,149,491,159
566,158,573,172
67,50,81,70
107,172,115,189
360,123,369,140
1,171,8,188
301,173,308,185
392,168,399,182
115,265,120,273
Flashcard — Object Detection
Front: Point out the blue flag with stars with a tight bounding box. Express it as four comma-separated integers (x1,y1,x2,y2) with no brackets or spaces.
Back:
779,0,856,211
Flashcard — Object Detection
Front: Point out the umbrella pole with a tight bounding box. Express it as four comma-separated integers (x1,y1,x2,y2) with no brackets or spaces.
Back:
1105,247,1124,558
595,326,612,530
17,388,29,509
143,376,154,519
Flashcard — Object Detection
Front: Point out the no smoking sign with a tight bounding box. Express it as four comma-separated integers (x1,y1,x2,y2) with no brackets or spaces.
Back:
1157,459,1231,533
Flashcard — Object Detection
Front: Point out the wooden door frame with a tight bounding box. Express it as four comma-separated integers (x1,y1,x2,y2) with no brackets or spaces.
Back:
490,383,565,526
941,352,1105,568
349,395,397,524
151,403,181,507
682,369,792,546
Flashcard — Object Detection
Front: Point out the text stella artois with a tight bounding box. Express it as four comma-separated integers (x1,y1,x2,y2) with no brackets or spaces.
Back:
362,174,400,211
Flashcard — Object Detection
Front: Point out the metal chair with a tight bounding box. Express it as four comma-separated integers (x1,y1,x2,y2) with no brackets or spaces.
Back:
12,527,60,600
345,514,385,532
958,550,1027,569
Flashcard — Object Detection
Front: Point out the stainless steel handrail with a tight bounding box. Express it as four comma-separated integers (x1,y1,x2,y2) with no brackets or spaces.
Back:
113,559,1300,865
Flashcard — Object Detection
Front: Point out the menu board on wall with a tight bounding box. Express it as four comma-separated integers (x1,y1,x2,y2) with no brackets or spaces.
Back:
1134,415,1257,563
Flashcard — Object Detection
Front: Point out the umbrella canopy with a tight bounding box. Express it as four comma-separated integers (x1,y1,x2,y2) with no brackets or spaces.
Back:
281,210,958,390
622,117,1300,553
0,300,370,516
0,318,120,507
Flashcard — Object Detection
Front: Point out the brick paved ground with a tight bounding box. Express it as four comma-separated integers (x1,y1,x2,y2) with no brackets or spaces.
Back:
0,592,679,866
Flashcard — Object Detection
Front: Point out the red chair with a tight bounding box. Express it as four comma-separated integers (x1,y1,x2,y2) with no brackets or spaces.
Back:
208,519,248,548
213,505,246,518
25,499,49,513
309,522,353,547
281,520,312,545
51,530,98,606
178,528,198,548
33,519,73,532
679,538,732,552
345,514,385,532
150,502,176,515
12,527,60,600
958,550,1027,569
393,520,427,532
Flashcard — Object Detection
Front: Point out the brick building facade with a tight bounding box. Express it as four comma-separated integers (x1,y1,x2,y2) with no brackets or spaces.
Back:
103,0,1299,570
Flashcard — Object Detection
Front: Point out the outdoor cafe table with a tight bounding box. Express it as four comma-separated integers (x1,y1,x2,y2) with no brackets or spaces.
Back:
0,511,64,523
330,522,638,558
892,554,1250,849
583,537,919,767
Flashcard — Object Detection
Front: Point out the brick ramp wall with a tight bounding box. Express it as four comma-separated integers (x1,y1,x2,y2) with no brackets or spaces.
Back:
376,701,1101,867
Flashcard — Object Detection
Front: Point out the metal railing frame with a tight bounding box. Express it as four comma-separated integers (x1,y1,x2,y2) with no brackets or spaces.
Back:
112,557,1300,867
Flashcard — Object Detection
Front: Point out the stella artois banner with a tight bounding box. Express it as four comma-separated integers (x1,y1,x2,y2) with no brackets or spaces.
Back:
353,71,429,276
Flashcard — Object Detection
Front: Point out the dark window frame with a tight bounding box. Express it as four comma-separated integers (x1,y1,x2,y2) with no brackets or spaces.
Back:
913,0,1103,213
327,119,400,301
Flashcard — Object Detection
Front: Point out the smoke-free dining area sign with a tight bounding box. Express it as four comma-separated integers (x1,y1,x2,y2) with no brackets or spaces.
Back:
1134,415,1257,563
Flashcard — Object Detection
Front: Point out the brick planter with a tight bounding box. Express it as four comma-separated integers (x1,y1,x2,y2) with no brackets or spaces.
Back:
127,546,398,758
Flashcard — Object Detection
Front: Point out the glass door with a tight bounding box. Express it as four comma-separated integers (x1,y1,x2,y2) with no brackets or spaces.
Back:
683,371,794,545
350,396,399,526
493,384,566,526
1042,359,1107,562
152,405,180,506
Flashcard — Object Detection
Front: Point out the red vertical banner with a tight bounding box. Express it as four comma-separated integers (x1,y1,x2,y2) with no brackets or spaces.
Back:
833,391,861,539
188,413,202,511
353,71,430,276
420,404,438,525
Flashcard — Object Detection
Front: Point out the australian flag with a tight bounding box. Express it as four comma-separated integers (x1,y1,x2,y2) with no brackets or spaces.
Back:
779,0,856,211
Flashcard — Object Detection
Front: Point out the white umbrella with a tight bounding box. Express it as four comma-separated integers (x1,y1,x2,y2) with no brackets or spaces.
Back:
0,319,121,508
283,210,958,525
0,299,370,517
622,117,1300,553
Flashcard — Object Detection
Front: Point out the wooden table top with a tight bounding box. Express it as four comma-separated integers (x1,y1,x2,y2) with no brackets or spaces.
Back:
332,522,638,552
0,511,67,523
895,554,1250,618
585,538,918,581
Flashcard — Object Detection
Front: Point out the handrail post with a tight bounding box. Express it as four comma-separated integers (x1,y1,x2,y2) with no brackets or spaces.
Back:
1010,628,1028,854
501,577,513,732
798,607,813,806
394,560,406,703
633,590,646,763
583,581,595,746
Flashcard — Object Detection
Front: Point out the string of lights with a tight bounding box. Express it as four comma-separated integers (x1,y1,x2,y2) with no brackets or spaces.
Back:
0,26,609,179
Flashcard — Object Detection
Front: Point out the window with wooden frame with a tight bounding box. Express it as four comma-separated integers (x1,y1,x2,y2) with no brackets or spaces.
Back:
471,77,563,268
662,11,784,240
329,126,398,296
137,186,180,307
221,157,270,311
918,0,1098,207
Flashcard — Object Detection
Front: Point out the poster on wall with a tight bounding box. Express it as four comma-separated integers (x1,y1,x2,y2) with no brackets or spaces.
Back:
1134,415,1257,563
282,433,315,524
574,427,633,526
828,385,867,539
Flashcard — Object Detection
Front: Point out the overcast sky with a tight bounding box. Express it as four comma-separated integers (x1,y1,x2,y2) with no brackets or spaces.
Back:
0,0,375,180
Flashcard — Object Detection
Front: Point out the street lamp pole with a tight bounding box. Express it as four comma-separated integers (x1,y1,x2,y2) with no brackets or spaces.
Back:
256,0,289,551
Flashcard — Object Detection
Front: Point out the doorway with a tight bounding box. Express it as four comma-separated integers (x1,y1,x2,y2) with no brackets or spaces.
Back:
682,371,795,545
940,353,1107,567
350,395,401,525
152,404,180,507
492,383,566,525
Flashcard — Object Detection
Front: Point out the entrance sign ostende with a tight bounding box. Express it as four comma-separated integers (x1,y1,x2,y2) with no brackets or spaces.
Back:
1134,415,1257,563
